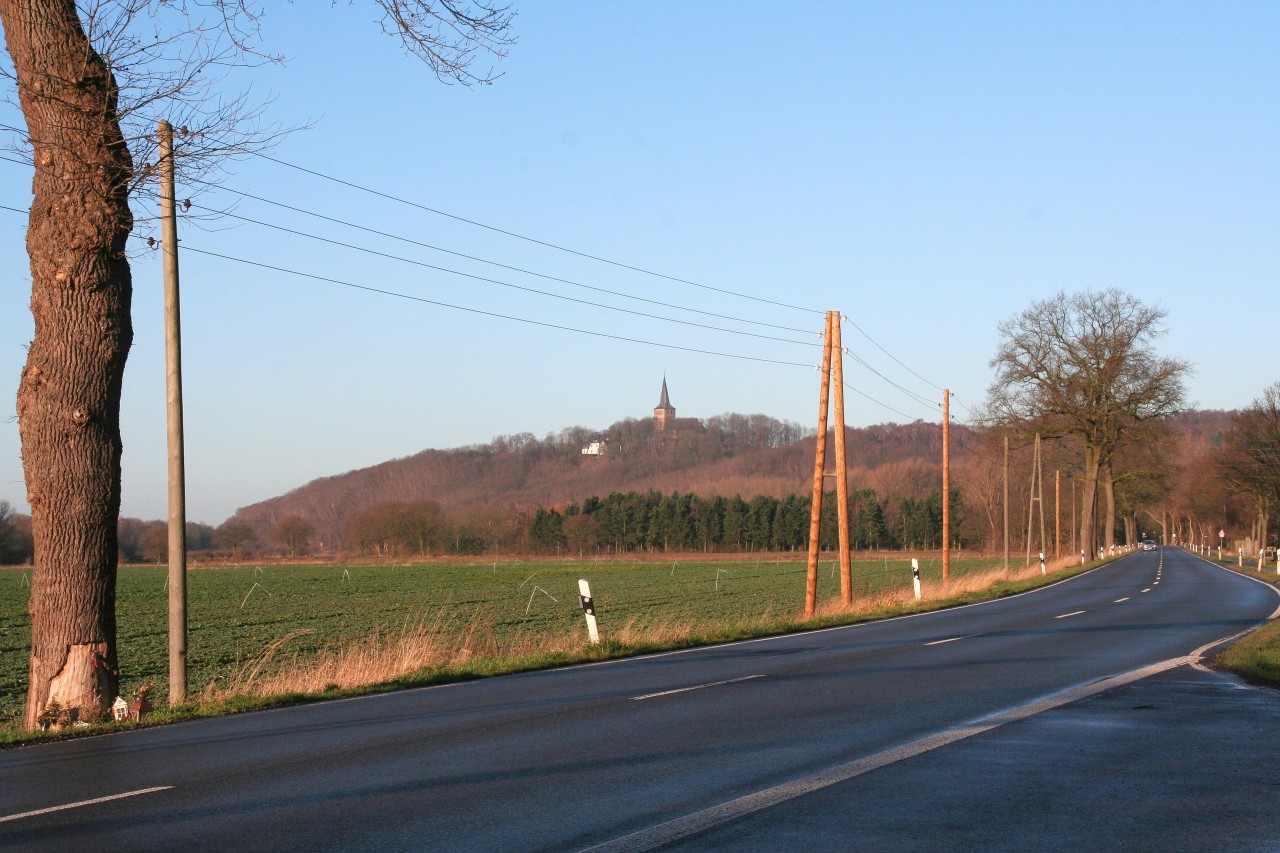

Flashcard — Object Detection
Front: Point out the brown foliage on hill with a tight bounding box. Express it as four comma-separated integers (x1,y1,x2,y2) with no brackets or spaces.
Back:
230,414,968,548
226,410,1235,554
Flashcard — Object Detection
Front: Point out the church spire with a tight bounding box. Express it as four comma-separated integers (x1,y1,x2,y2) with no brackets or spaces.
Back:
655,376,675,430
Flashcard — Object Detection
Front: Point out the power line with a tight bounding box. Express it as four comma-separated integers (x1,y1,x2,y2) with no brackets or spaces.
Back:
253,151,824,315
841,382,920,422
842,315,947,394
182,245,819,369
162,192,942,410
177,180,817,336
176,199,819,349
2,148,952,410
841,343,940,410
1,202,929,423
950,392,983,424
2,149,948,423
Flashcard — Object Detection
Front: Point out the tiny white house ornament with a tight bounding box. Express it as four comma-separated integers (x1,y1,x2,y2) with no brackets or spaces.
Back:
111,696,130,722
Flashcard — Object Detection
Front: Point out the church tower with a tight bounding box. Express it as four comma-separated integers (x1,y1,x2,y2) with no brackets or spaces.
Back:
654,377,676,432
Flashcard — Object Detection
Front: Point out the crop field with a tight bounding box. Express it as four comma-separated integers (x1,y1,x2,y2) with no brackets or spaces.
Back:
0,553,1008,724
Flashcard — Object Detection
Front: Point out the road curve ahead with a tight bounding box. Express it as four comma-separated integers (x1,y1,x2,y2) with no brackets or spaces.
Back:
1,549,1276,852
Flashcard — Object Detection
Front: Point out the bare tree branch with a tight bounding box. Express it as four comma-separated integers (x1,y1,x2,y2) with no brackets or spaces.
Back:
372,0,515,86
985,288,1191,555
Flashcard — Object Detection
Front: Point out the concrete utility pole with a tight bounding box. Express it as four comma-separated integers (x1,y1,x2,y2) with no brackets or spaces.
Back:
942,389,950,585
159,120,188,704
832,315,852,606
805,311,835,617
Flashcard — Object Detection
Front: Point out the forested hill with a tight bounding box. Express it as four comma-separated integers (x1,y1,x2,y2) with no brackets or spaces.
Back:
231,414,968,549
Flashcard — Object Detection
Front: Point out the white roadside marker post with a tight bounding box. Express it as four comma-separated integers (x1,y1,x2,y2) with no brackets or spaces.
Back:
1039,551,1046,576
578,578,600,645
1259,551,1265,572
911,558,922,602
1239,547,1243,567
1080,549,1085,566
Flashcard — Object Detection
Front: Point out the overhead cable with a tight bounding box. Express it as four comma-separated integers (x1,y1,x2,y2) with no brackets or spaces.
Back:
182,246,818,369
841,383,921,422
842,344,941,410
253,151,824,315
178,180,817,336
842,315,947,394
180,200,818,348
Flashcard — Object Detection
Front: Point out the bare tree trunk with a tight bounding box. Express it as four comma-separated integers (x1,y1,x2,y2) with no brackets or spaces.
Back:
1102,465,1116,552
1,0,133,728
1079,445,1100,558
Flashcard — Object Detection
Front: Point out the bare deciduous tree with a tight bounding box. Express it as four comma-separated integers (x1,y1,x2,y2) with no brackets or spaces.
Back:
214,516,255,557
985,289,1190,558
271,514,315,557
1218,383,1280,548
0,0,513,729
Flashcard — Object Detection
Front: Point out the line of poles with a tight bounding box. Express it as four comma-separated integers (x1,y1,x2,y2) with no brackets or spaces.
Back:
804,311,951,617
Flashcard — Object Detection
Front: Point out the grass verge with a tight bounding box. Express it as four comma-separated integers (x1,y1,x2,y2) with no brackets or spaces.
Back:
1205,558,1280,689
0,555,1102,748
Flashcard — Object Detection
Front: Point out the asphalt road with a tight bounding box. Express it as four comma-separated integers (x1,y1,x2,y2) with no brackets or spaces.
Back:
1,549,1277,852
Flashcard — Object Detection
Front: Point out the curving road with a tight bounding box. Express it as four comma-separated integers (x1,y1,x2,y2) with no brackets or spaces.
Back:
1,548,1277,851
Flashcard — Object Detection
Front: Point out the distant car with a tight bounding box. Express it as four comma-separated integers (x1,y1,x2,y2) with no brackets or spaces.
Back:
1141,539,1157,551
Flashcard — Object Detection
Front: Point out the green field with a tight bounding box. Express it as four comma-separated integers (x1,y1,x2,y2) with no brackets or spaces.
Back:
0,554,1008,725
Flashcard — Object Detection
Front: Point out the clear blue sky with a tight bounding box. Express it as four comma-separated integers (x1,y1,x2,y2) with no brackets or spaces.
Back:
1,2,1277,524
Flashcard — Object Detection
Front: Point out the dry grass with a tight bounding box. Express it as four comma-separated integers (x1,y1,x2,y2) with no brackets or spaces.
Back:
203,557,1079,702
202,609,580,700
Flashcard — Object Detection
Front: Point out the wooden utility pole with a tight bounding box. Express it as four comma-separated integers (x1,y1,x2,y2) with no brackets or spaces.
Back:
1071,477,1077,556
1002,433,1010,574
942,389,951,584
832,315,852,606
1024,433,1045,566
159,120,188,704
804,312,835,617
1055,470,1061,559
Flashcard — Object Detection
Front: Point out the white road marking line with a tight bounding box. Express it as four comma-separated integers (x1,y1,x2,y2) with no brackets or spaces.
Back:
924,633,984,646
632,674,764,701
1114,597,1130,603
1055,610,1087,619
581,655,1202,853
1141,588,1152,593
0,786,173,824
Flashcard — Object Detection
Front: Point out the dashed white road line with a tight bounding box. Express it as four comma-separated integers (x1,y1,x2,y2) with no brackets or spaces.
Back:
924,634,983,646
0,786,173,824
1114,597,1130,603
1055,610,1087,619
632,675,763,701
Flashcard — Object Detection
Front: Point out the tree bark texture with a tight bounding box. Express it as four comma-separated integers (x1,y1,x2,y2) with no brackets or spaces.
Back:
1079,445,1099,558
1102,465,1116,551
0,0,133,728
